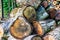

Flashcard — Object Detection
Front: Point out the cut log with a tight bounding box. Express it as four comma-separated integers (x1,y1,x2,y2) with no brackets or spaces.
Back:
16,0,41,9
8,32,22,40
31,35,42,40
33,19,56,36
53,1,57,5
47,8,57,19
36,6,49,21
43,27,60,40
23,6,36,22
10,6,26,18
33,21,43,35
56,21,60,26
45,3,56,19
55,10,60,20
10,17,32,39
41,1,48,8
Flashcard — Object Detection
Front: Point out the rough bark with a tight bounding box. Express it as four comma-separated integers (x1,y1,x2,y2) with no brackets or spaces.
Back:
16,0,41,9
33,19,56,36
44,27,60,40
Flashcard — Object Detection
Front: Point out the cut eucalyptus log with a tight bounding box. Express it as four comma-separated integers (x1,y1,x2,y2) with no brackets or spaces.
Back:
16,0,41,9
25,0,41,9
10,6,26,18
54,4,60,10
10,16,32,39
36,6,49,21
33,21,43,35
41,1,48,8
45,4,54,12
23,6,36,22
2,7,26,32
31,35,42,40
47,8,57,19
56,21,60,26
8,32,22,40
55,10,60,20
45,3,57,19
33,19,56,36
43,26,60,40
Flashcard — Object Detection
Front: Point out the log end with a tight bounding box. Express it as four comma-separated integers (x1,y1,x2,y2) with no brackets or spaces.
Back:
33,21,43,35
43,35,55,40
32,35,42,40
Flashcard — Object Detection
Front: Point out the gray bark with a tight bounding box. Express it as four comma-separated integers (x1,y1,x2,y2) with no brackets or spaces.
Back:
44,27,60,40
39,19,56,35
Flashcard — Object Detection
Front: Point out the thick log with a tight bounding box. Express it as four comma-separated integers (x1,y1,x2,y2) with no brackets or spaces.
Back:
36,6,49,21
55,10,60,20
56,21,60,26
54,4,60,10
2,6,26,31
10,17,32,39
33,21,43,35
53,1,57,5
16,0,41,9
47,8,57,19
43,27,60,40
8,32,22,40
33,19,56,36
23,6,36,22
45,3,56,19
10,8,18,18
31,35,42,40
41,1,48,8
10,6,26,18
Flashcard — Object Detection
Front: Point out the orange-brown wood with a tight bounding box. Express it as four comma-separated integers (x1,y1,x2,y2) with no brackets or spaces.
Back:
33,21,43,35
